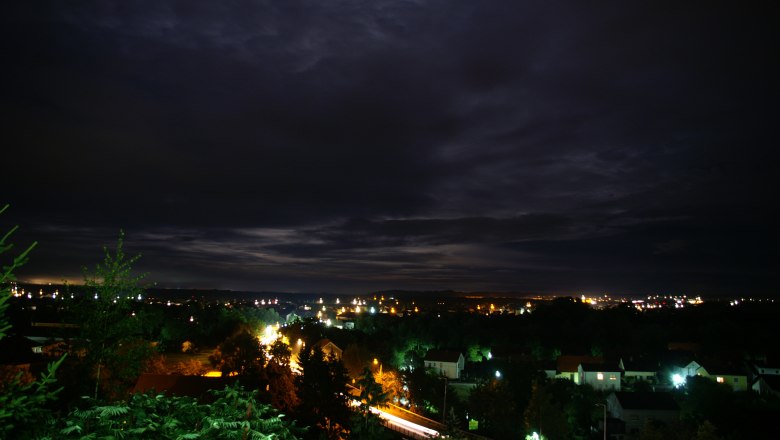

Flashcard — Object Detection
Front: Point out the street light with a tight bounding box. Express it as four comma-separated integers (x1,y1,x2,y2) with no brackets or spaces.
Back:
595,403,607,440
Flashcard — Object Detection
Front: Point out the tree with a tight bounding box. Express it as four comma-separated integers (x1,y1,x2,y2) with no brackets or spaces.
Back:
469,377,521,439
209,330,265,377
350,367,391,439
376,369,404,403
269,339,293,367
0,204,65,438
259,339,300,413
173,358,208,376
71,231,155,400
296,347,351,439
523,380,570,440
263,361,300,413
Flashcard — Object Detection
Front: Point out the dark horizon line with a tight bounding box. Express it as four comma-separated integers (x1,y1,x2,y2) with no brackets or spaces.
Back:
10,279,758,301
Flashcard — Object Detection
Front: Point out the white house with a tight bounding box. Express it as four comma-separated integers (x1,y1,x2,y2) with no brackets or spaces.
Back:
579,362,622,391
619,357,659,385
607,392,679,434
424,350,465,379
313,339,343,361
553,355,603,384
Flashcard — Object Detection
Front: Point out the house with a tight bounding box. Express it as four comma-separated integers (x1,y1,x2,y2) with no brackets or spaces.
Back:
607,391,680,435
681,360,703,378
313,339,343,361
619,357,659,386
579,362,622,391
553,355,603,384
424,350,465,379
749,358,780,396
748,359,780,378
542,360,558,380
662,358,701,387
697,362,749,391
752,375,780,397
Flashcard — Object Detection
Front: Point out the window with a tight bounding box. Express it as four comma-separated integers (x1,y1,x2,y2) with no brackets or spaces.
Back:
733,377,738,383
609,374,617,381
597,373,604,381
716,377,724,383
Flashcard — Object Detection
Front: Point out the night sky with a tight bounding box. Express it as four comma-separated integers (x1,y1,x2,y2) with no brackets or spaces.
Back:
2,2,776,296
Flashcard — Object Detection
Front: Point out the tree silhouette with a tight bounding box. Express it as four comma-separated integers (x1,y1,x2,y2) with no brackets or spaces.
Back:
351,367,391,439
295,346,350,439
209,330,265,377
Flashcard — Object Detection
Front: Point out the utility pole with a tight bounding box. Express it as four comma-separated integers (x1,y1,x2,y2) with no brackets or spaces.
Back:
596,403,607,440
442,376,448,424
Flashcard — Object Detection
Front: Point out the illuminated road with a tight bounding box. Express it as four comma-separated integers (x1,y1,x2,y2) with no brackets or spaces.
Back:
347,385,489,440
372,405,441,439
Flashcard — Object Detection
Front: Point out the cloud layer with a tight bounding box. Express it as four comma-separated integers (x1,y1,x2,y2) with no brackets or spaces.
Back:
2,1,775,294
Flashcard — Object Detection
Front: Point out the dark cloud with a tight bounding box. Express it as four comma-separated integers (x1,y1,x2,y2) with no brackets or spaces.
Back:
1,1,776,294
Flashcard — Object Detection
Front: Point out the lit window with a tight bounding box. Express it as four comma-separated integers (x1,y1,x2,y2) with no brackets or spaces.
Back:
716,377,724,383
609,374,617,381
597,373,604,381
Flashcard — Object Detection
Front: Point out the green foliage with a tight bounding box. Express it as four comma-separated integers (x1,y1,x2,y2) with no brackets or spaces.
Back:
0,354,66,438
0,204,36,335
0,204,64,438
69,231,155,400
402,366,444,417
54,384,303,439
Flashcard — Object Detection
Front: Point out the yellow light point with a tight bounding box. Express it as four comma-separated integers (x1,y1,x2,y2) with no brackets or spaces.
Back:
414,306,419,313
373,358,379,366
390,307,396,314
355,306,361,313
297,338,303,346
490,304,495,311
477,305,481,310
